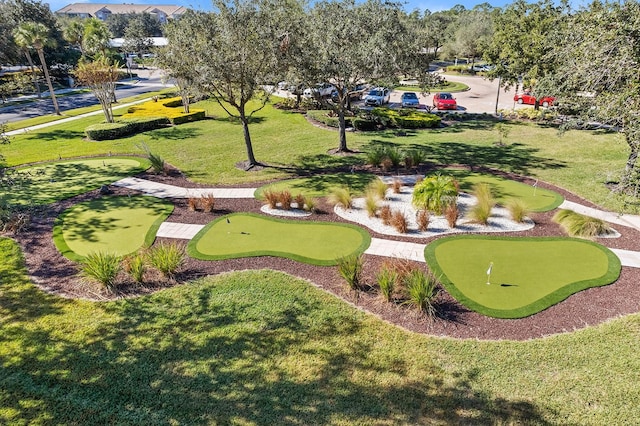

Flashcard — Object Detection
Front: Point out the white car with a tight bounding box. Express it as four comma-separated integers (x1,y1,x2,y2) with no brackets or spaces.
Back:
303,83,336,97
363,87,390,106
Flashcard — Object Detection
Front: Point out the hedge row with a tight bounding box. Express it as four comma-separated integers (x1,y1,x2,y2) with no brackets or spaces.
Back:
85,117,169,140
306,108,441,131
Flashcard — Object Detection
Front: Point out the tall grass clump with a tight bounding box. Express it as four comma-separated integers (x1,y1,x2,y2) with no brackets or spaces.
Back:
123,252,146,284
294,193,305,209
364,190,379,217
380,205,392,225
279,190,292,210
367,178,389,200
303,196,317,212
263,189,279,209
467,182,495,225
376,266,398,302
201,194,215,213
553,209,614,238
416,209,430,231
328,187,353,209
148,242,185,279
506,198,530,223
391,209,409,233
404,150,426,169
336,254,364,292
413,173,459,215
445,202,459,228
80,251,122,292
366,146,387,167
385,147,403,170
403,269,439,318
138,142,165,174
392,179,402,194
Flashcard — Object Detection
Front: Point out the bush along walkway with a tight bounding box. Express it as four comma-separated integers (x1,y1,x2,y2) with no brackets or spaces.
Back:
114,177,640,268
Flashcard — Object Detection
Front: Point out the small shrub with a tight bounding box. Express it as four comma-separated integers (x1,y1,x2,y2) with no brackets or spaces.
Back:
385,148,402,170
279,190,292,210
408,150,426,168
188,197,199,211
379,205,392,225
80,251,121,292
445,202,459,228
506,198,530,223
123,252,146,284
413,174,459,215
392,179,402,194
336,254,364,292
380,157,393,172
416,209,430,231
263,189,279,209
367,178,388,200
303,196,317,212
376,267,398,302
468,183,495,225
294,193,305,209
366,147,387,167
148,242,185,279
201,193,215,213
364,190,379,218
553,209,614,238
403,269,439,318
137,142,165,174
390,209,408,233
328,187,352,209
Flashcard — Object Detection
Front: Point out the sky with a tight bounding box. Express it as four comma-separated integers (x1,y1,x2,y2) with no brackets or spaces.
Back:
47,0,514,15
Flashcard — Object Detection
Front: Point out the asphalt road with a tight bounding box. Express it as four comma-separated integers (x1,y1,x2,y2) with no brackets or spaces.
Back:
0,68,169,124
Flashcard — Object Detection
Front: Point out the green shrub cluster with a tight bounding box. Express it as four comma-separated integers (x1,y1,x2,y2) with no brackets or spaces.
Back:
307,108,440,131
498,108,557,121
85,117,169,140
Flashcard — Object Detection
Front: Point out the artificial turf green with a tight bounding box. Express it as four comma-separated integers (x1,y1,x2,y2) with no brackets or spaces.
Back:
433,169,564,212
425,235,621,318
0,157,150,206
52,195,173,261
187,213,371,266
254,172,377,199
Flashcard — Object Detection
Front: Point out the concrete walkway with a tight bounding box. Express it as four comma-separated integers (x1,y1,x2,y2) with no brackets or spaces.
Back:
117,177,640,268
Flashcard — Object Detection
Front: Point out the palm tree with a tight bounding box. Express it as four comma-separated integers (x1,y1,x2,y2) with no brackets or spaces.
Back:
14,22,60,115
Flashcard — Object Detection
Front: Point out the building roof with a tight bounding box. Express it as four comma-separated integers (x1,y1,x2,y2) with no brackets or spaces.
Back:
55,3,188,17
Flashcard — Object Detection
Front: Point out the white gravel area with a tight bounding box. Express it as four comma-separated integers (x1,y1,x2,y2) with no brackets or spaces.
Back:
260,204,312,217
335,188,535,238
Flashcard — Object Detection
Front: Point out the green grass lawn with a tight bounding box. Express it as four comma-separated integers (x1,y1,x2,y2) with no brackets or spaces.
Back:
425,235,621,318
254,172,377,199
52,195,173,261
187,213,371,266
436,169,564,212
1,237,640,424
2,99,628,211
0,157,150,205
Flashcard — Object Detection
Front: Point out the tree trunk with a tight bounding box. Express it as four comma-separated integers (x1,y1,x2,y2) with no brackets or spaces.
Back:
37,48,60,115
337,104,349,152
621,129,640,190
240,109,258,167
24,51,41,98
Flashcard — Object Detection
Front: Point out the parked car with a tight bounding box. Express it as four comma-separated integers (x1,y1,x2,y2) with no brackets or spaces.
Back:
348,83,369,100
432,92,457,110
303,83,336,97
514,91,556,107
363,87,390,106
400,92,420,108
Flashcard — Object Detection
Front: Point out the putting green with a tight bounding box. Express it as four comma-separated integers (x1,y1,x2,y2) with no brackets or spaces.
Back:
53,195,173,261
430,170,564,212
425,235,621,318
0,157,150,206
187,213,371,266
254,173,377,199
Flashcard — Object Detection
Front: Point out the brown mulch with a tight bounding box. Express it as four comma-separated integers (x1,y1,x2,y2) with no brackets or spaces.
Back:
9,169,640,341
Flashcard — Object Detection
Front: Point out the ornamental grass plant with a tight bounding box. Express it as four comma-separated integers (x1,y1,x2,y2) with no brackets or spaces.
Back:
80,251,122,292
148,242,185,279
553,209,614,238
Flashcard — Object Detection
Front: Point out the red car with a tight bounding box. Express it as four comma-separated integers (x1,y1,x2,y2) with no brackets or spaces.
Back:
514,91,556,107
432,92,457,110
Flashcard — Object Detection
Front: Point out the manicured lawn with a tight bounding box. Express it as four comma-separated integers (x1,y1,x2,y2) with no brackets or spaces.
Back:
187,213,371,266
254,172,377,199
0,157,150,205
52,195,173,261
1,237,639,424
2,99,628,211
435,169,564,212
425,235,621,318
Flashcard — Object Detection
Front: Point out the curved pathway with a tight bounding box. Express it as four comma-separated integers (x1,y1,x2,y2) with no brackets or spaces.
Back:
112,177,640,267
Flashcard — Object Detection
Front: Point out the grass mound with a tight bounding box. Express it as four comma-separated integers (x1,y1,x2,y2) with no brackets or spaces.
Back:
53,195,173,261
425,235,621,318
187,213,371,266
0,157,150,206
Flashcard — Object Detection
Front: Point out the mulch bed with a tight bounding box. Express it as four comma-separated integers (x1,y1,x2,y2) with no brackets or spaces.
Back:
9,168,640,341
